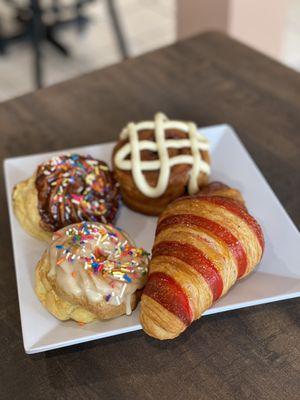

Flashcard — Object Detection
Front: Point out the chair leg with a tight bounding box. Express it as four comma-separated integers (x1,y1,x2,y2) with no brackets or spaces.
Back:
0,17,6,54
45,26,69,56
30,0,43,88
106,0,129,59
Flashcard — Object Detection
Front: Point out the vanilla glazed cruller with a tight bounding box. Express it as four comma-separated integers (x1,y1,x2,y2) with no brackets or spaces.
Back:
36,222,149,322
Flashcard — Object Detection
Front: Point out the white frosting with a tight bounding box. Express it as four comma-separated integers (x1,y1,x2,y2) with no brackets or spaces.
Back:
114,112,210,198
48,222,149,315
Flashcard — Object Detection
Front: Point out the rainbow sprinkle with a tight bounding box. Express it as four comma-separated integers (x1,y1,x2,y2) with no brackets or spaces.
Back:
53,222,149,285
37,154,120,230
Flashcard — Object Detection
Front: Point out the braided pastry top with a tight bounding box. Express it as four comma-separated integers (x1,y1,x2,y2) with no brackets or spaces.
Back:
35,154,120,231
114,113,210,198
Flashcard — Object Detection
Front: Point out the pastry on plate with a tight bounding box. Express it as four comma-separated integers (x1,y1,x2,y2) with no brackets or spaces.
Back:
36,222,149,322
140,182,264,339
113,112,210,216
13,154,120,241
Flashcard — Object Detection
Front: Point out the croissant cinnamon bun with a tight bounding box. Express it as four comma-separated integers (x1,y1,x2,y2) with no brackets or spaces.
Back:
35,222,149,322
113,112,210,216
13,154,120,241
140,182,264,339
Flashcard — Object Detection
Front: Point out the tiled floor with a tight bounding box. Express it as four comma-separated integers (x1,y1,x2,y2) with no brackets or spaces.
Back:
0,0,300,103
0,0,176,102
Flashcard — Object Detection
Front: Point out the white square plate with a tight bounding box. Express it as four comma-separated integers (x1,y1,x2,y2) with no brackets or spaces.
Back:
4,124,300,354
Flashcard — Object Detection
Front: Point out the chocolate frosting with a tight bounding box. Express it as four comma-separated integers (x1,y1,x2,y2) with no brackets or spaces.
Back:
35,154,120,231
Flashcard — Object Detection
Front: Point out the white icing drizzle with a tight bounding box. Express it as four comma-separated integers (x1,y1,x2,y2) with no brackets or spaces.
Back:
114,112,210,198
125,294,132,316
48,222,149,314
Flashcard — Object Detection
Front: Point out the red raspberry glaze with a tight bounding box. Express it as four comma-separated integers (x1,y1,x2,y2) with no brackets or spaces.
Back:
152,241,223,301
143,272,193,326
176,196,264,251
157,214,248,278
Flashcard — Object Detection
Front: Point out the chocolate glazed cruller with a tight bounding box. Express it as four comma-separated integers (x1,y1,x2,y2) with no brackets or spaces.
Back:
35,154,120,231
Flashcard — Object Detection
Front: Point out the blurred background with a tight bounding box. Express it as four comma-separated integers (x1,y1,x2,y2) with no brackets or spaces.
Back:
0,0,299,102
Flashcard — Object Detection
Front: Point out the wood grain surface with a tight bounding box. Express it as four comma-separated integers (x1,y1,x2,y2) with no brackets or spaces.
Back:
0,32,299,400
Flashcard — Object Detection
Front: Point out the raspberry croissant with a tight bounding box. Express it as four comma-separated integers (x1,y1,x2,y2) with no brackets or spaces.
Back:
140,183,264,339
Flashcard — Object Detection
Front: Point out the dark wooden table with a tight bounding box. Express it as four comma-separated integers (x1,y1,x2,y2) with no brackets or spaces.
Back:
0,32,299,400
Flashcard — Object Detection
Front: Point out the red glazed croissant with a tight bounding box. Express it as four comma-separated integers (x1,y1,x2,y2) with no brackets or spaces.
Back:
140,182,264,339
